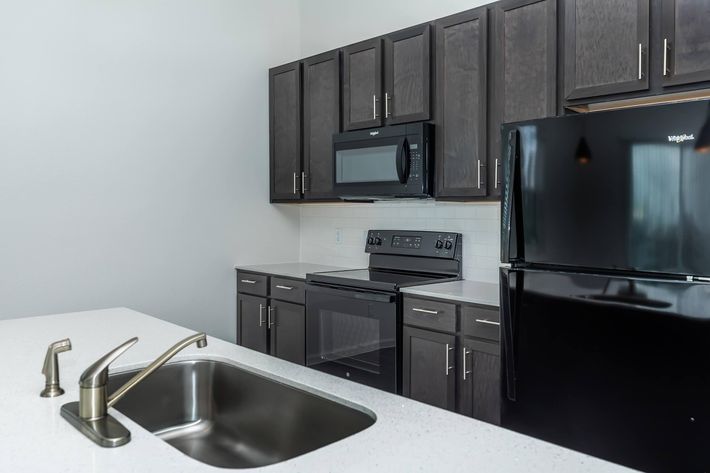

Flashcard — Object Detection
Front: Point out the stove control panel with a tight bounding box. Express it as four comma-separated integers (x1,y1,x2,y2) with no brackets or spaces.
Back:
365,230,462,259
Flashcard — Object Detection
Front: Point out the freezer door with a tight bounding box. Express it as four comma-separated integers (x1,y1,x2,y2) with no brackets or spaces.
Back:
500,268,710,473
501,100,710,276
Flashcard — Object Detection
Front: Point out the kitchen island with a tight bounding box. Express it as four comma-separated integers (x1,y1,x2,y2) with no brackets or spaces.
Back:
0,308,635,472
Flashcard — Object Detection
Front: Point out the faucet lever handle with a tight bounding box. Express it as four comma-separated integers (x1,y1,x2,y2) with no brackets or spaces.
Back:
79,337,138,388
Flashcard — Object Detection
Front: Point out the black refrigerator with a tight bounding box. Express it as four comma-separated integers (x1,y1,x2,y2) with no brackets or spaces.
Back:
500,99,710,473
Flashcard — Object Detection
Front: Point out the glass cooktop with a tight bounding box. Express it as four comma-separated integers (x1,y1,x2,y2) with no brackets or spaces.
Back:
307,268,454,292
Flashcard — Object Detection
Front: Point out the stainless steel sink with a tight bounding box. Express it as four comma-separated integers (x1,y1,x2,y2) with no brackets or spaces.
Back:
107,359,375,468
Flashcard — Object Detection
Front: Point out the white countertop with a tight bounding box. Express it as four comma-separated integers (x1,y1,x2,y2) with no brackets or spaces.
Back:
402,280,500,306
0,308,635,473
235,262,350,280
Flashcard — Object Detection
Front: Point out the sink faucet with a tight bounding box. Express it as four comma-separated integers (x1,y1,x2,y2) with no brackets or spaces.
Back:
61,332,207,447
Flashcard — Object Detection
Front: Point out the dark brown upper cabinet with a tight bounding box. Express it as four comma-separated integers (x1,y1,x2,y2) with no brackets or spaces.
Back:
563,0,650,101
489,0,557,198
435,8,488,199
269,61,302,202
661,0,710,87
343,39,383,131
303,51,341,200
384,24,432,125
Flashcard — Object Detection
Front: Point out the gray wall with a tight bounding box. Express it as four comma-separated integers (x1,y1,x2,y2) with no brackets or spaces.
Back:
0,0,302,341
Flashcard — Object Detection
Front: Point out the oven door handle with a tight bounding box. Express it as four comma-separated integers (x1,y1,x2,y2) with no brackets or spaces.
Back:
307,283,396,303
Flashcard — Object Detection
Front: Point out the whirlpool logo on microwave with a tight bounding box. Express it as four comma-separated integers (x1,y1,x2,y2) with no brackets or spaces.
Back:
668,133,695,144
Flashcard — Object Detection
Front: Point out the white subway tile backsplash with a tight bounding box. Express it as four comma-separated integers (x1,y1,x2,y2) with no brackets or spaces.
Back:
298,201,501,285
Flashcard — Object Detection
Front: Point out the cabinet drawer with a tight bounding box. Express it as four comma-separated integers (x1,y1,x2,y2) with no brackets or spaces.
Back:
403,297,457,333
270,277,305,304
461,305,500,341
237,272,268,297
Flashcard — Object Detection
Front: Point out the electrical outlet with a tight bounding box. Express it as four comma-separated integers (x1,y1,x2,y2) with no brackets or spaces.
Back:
335,228,343,245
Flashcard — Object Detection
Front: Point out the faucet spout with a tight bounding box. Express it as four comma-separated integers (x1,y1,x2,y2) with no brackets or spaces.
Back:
107,332,207,409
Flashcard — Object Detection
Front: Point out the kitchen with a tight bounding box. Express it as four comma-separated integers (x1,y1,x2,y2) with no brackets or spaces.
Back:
1,0,709,472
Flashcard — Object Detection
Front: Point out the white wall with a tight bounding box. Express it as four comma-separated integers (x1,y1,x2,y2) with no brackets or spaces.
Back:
0,0,303,342
298,0,500,284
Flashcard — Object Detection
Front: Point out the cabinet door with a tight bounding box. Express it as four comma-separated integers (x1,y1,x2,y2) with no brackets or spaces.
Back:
563,0,649,100
269,300,306,365
343,38,383,131
490,0,556,198
237,294,268,354
384,24,431,125
459,338,501,425
303,51,340,200
269,61,302,201
661,0,710,87
435,9,488,198
402,326,456,411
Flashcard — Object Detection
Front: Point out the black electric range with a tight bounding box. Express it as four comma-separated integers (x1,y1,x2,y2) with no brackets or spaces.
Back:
305,230,462,393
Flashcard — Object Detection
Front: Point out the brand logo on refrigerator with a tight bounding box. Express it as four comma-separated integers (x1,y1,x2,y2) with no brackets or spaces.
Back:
369,131,379,136
668,134,695,143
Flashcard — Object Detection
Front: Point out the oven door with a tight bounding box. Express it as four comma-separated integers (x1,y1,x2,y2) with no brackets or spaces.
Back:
333,135,418,198
306,283,399,393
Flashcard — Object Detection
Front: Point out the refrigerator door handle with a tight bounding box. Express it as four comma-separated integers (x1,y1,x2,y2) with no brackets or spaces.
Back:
500,268,517,402
501,129,521,263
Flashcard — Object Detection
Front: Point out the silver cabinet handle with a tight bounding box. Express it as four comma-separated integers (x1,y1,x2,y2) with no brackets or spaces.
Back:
267,306,275,329
275,285,294,291
494,158,499,189
477,160,482,189
445,343,454,376
663,38,670,77
241,279,257,284
293,172,297,194
412,307,439,315
385,92,391,117
475,319,500,326
258,304,266,327
301,171,307,192
372,94,379,119
638,43,644,80
462,347,472,381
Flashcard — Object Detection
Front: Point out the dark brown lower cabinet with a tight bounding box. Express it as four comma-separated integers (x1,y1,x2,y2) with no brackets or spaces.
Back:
237,293,268,354
269,300,305,365
459,338,501,424
236,271,306,365
402,326,456,411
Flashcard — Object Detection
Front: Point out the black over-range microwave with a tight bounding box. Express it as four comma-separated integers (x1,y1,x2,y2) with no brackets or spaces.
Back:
332,122,432,200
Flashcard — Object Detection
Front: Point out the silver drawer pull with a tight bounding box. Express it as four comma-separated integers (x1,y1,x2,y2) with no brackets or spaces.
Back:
412,307,439,315
275,285,294,291
241,279,257,284
475,319,500,326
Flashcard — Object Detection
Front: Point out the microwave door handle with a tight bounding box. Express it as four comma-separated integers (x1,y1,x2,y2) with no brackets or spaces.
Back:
396,138,410,184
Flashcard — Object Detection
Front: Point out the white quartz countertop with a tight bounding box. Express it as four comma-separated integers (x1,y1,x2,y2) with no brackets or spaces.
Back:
0,308,635,473
402,280,500,306
235,262,350,280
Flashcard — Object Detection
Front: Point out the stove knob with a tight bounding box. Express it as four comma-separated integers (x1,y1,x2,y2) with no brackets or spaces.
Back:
435,240,443,249
375,237,383,246
367,237,375,245
444,240,453,250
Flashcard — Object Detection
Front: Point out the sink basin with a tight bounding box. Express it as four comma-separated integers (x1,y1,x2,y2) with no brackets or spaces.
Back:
107,359,375,468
